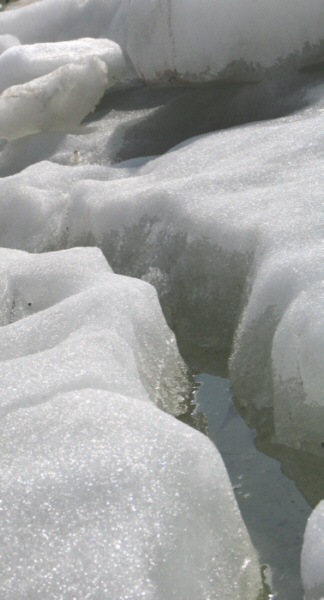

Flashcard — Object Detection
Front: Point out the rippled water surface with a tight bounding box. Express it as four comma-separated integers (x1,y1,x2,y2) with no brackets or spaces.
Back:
194,374,312,600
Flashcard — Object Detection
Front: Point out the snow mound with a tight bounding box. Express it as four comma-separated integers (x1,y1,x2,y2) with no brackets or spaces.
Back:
302,501,324,600
0,388,262,600
0,33,20,55
1,0,323,84
0,246,262,599
0,56,108,140
0,246,190,415
0,0,123,44
0,38,127,94
1,82,322,453
272,281,324,455
126,0,324,83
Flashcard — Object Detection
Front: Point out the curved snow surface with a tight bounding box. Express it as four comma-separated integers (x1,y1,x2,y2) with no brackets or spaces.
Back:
0,0,323,83
1,82,323,457
302,501,324,600
0,0,323,598
0,246,262,600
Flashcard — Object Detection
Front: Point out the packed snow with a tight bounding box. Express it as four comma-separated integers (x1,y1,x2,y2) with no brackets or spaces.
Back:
0,57,109,139
302,501,324,600
0,247,192,415
0,246,261,599
0,38,128,93
0,0,323,598
1,0,323,83
1,82,322,455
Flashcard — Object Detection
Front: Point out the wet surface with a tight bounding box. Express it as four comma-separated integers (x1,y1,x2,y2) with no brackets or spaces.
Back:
194,373,311,600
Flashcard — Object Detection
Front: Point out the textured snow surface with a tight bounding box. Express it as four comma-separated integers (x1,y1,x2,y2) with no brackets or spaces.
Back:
1,0,323,83
0,246,190,415
1,82,322,454
125,0,324,83
0,56,108,139
302,501,324,600
0,0,323,598
0,389,262,600
0,38,127,93
0,247,261,600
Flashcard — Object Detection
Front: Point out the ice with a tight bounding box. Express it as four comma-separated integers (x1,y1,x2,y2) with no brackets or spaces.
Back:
0,33,20,54
0,246,191,415
0,246,262,599
126,0,324,83
272,282,324,455
0,0,323,596
0,388,261,600
0,81,322,453
0,38,128,93
0,0,124,44
301,501,324,600
1,0,323,84
0,56,108,140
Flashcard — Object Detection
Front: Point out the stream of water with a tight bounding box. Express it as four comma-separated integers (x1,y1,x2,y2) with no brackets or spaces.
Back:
194,374,311,600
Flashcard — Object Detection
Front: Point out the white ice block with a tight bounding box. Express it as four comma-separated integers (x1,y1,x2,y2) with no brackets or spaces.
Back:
0,56,108,140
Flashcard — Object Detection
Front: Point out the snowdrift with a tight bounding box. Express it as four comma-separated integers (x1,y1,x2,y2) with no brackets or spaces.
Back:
0,246,261,599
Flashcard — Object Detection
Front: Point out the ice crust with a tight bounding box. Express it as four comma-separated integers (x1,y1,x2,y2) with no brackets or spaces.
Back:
1,83,322,454
0,0,323,597
0,389,261,600
125,0,324,83
0,56,108,140
0,247,261,599
301,501,324,600
0,38,127,93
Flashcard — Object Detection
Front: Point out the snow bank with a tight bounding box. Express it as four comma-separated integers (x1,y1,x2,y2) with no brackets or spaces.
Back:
0,33,20,55
1,82,322,452
0,38,127,93
126,0,324,83
301,501,324,600
0,388,262,600
1,0,323,84
0,246,190,415
0,0,124,44
272,281,324,455
0,246,262,599
0,56,108,140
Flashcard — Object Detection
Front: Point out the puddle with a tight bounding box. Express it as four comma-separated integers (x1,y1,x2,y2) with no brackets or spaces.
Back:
194,373,311,600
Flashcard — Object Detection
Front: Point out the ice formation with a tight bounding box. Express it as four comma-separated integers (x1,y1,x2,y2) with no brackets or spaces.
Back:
0,0,323,597
0,57,108,139
1,0,323,83
125,0,324,83
0,82,322,454
301,501,324,600
0,247,191,415
0,247,262,599
0,38,127,93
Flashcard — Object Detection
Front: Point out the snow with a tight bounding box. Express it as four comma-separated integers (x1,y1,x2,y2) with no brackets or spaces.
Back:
1,0,323,84
0,57,108,140
0,246,190,415
0,33,20,54
0,0,323,597
301,501,324,600
1,81,322,454
0,38,127,93
0,0,124,44
126,0,324,83
0,388,262,600
0,246,261,599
